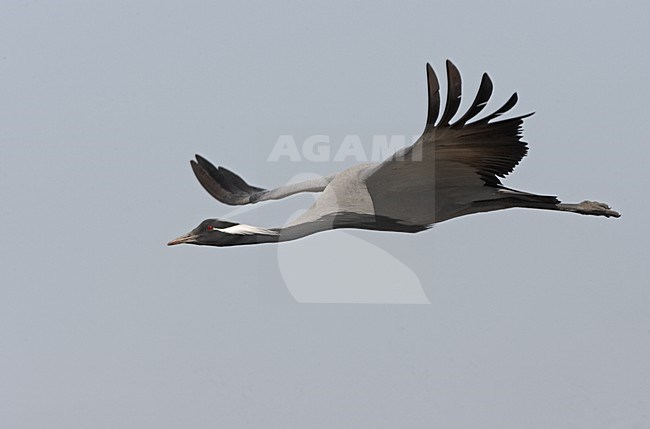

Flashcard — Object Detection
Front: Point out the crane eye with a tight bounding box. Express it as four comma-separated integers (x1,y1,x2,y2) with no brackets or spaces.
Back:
207,225,214,231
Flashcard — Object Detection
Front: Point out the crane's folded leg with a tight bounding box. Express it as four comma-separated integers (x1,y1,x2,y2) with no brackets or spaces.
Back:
555,200,621,218
471,188,620,218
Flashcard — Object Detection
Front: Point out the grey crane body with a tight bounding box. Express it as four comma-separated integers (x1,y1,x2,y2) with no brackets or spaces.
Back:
168,61,620,247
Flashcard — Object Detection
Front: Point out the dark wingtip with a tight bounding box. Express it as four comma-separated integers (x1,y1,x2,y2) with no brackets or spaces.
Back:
445,59,459,76
475,92,521,124
190,158,233,203
451,71,494,128
425,62,441,128
194,154,209,164
438,60,462,126
218,166,265,193
190,159,207,180
481,73,493,90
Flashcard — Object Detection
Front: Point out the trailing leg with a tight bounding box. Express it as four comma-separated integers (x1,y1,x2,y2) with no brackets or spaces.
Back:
555,200,620,218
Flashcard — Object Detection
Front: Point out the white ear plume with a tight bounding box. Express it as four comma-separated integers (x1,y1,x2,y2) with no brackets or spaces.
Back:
216,224,279,236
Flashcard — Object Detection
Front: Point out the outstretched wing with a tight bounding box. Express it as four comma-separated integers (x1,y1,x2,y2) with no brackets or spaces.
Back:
191,155,334,205
365,60,535,225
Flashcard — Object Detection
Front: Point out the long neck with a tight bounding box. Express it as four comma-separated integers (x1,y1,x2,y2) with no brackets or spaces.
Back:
227,212,428,246
277,221,335,243
225,221,331,246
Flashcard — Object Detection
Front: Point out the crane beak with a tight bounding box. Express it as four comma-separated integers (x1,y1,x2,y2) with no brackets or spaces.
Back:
167,232,198,246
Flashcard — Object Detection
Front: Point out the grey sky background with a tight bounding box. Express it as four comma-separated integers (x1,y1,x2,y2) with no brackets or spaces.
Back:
1,1,649,428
